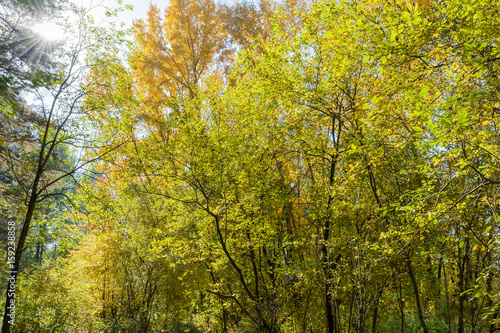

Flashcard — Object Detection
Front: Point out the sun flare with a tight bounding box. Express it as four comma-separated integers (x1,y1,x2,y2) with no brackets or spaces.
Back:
34,22,64,41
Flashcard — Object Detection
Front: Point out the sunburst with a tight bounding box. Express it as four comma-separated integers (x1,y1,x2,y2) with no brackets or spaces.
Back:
34,22,64,41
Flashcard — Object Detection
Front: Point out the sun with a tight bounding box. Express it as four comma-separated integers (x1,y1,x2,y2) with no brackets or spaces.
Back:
34,22,64,41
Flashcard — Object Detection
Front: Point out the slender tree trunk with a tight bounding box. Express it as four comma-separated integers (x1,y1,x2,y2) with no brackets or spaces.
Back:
457,240,469,333
458,276,465,333
323,115,341,333
325,283,335,333
398,280,405,333
322,201,339,333
2,178,40,333
372,288,383,333
442,261,452,332
406,256,429,333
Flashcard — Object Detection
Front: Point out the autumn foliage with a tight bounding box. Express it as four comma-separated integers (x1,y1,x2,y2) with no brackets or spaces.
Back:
5,0,500,332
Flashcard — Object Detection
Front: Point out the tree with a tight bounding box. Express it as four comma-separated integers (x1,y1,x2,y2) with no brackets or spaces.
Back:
0,3,129,331
10,0,500,331
0,0,61,116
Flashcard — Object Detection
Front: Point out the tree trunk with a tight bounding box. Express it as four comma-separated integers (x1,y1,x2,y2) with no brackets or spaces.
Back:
372,288,383,333
457,240,469,333
325,283,335,333
399,280,405,333
323,115,340,333
2,178,40,333
406,256,429,333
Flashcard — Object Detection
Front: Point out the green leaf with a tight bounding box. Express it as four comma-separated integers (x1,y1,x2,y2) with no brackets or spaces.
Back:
419,86,429,97
390,30,397,42
441,118,453,127
460,288,474,296
401,11,411,22
0,104,15,118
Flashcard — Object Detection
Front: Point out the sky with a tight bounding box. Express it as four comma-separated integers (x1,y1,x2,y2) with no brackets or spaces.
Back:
69,0,157,28
69,0,238,27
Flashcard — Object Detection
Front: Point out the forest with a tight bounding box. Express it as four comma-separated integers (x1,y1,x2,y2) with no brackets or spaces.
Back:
1,0,500,332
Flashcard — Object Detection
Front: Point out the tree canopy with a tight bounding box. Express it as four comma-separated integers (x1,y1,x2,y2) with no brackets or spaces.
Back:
2,0,500,332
